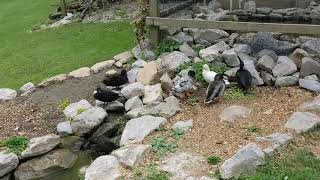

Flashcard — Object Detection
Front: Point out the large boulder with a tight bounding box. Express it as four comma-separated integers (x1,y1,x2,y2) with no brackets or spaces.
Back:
257,55,275,73
300,57,320,78
171,119,193,132
90,60,115,74
0,151,19,177
222,49,240,67
157,51,190,73
256,133,293,156
71,107,107,137
137,61,160,85
141,96,181,118
289,48,309,69
63,99,93,119
0,88,17,102
112,144,151,168
243,60,264,85
120,115,167,146
85,155,120,180
121,82,145,99
14,149,77,180
219,143,265,179
299,95,320,113
275,76,299,87
302,39,320,54
160,152,210,179
199,41,230,62
20,134,61,160
233,44,252,54
160,73,173,95
142,84,163,105
125,96,143,112
220,105,252,122
285,112,320,133
68,67,91,78
198,29,229,44
113,51,133,64
272,56,297,77
299,79,320,93
257,49,278,62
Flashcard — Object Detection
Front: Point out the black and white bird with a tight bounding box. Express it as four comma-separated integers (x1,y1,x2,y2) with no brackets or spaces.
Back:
172,70,196,97
103,69,128,87
204,73,226,104
236,59,252,90
94,87,120,102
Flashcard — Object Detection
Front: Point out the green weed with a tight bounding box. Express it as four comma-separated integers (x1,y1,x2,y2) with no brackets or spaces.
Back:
156,124,166,132
155,41,181,57
207,155,222,165
145,163,169,180
58,98,70,111
149,136,176,155
0,136,29,155
187,95,199,106
239,149,320,180
246,126,261,133
225,84,253,101
170,129,184,140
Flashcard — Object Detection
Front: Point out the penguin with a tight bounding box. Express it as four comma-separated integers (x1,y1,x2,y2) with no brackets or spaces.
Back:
204,73,226,104
94,87,120,102
236,59,252,90
103,69,128,87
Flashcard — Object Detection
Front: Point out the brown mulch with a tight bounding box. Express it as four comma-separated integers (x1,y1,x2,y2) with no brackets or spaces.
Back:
0,67,118,140
145,86,315,161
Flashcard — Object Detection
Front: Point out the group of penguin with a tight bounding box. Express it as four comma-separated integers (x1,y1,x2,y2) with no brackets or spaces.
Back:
94,59,252,105
172,59,252,104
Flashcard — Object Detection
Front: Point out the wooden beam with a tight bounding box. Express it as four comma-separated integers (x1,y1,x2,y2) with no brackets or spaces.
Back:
149,0,160,48
146,17,320,35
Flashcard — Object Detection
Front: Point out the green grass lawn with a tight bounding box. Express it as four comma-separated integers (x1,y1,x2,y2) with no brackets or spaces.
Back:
0,0,135,89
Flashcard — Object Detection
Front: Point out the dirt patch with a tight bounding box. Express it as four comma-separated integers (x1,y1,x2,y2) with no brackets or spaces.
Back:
0,67,120,139
145,86,315,161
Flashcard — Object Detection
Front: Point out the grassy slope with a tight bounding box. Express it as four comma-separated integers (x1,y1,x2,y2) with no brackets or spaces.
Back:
0,0,135,89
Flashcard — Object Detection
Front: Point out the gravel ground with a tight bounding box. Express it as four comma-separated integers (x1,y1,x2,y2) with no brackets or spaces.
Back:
0,67,118,139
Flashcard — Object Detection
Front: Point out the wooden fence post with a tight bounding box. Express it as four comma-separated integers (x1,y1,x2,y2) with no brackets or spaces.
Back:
60,0,67,17
149,0,160,48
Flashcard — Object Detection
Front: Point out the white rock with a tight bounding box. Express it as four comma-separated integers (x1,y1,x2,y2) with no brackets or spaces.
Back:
111,144,151,167
113,51,133,64
233,44,252,54
285,112,320,133
127,68,140,83
289,48,309,69
68,67,91,78
121,82,145,99
257,55,275,73
243,60,264,85
71,107,107,137
19,82,36,95
275,76,298,87
125,96,143,112
160,73,173,95
63,99,93,119
125,107,145,119
272,56,297,77
90,60,115,74
120,115,167,146
304,75,319,81
20,134,61,159
299,95,320,113
299,79,320,93
171,120,193,132
300,57,320,78
220,105,252,122
141,96,181,118
256,133,293,156
38,74,67,87
142,84,163,105
199,41,230,62
157,51,191,72
105,69,117,76
85,155,121,180
219,143,265,179
0,151,19,177
132,60,146,68
137,61,159,85
0,88,17,102
179,43,197,57
57,121,73,137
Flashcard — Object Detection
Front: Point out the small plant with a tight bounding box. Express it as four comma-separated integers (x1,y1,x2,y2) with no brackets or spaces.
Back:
187,95,199,106
149,136,176,155
225,84,253,101
76,108,87,115
246,126,261,133
0,136,29,155
155,41,181,57
145,163,169,180
156,124,166,132
207,155,222,165
170,128,184,140
58,98,70,111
